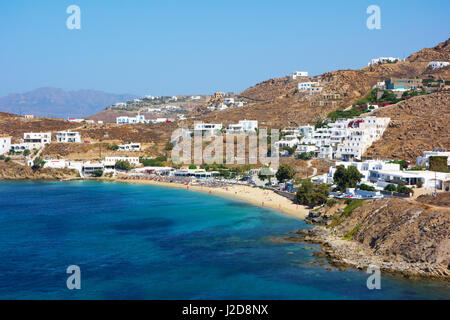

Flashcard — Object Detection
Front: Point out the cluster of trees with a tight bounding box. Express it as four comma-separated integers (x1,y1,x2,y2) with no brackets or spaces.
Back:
359,184,375,192
115,160,133,171
296,180,329,208
384,183,414,195
327,107,370,120
32,157,45,171
333,165,363,192
275,164,296,183
297,151,315,160
140,156,167,167
107,144,119,151
0,155,11,162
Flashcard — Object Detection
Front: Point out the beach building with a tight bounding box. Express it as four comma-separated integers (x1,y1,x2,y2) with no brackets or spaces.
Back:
103,157,140,169
118,143,141,151
327,160,401,184
56,131,81,143
82,162,104,176
170,168,219,179
0,137,11,155
369,169,450,191
193,123,223,136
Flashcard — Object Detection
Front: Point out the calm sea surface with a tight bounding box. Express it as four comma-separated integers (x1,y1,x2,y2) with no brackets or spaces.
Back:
0,181,448,299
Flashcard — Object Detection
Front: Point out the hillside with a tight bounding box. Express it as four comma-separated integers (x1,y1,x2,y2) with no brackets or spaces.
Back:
0,87,137,119
364,91,450,161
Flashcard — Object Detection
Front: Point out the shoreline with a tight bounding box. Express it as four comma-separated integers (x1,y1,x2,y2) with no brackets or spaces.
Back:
102,178,309,220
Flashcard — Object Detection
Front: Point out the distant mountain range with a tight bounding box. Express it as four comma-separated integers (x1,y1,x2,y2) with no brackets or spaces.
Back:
0,87,138,119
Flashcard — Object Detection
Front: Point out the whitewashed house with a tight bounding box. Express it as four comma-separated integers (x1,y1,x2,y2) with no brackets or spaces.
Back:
103,157,140,169
291,71,308,79
328,160,401,184
368,57,399,66
11,132,51,150
298,81,319,91
227,120,258,133
116,113,148,124
193,123,223,136
428,61,449,69
0,137,11,155
275,135,299,149
56,131,81,143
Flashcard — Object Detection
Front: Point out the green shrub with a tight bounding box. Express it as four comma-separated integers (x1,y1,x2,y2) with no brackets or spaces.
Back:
384,184,396,192
359,184,375,191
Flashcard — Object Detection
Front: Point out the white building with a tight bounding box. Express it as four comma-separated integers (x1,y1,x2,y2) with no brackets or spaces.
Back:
291,71,308,79
309,86,323,95
217,104,228,111
56,131,81,143
116,113,148,124
82,162,104,175
224,98,235,104
328,160,401,184
118,143,141,151
417,150,450,167
298,81,319,91
368,57,399,66
103,157,140,169
428,61,449,69
334,117,390,160
227,120,258,133
191,96,201,100
193,123,223,136
0,137,11,155
275,135,299,149
17,132,52,150
369,169,450,191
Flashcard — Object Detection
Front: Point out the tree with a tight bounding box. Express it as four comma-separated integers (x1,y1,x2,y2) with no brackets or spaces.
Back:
188,164,197,169
333,165,363,192
91,170,103,177
389,159,408,170
23,149,31,157
297,151,314,160
296,180,329,208
384,184,396,192
359,184,375,191
276,164,295,183
107,144,119,151
115,160,132,171
165,141,174,151
32,157,45,170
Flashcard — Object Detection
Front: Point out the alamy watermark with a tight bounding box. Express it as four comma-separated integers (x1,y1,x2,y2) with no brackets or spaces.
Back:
66,5,81,30
66,265,81,290
366,264,381,290
170,126,280,170
366,5,381,30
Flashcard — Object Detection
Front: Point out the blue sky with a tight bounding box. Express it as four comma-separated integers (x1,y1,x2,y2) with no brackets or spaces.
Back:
0,0,449,97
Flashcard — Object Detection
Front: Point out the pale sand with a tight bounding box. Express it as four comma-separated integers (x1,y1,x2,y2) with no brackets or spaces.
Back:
104,178,309,220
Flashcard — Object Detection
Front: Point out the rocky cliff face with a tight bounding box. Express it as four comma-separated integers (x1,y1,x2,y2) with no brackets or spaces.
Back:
364,91,450,161
0,161,79,180
292,195,450,279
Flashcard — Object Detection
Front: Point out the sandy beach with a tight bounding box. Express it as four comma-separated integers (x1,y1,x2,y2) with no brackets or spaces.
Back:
105,178,309,220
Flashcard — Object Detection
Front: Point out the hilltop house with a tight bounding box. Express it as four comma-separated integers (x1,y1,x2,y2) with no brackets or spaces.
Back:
385,78,422,91
56,131,81,143
0,137,11,155
116,113,148,124
428,61,449,69
368,57,399,66
291,71,308,79
11,132,51,151
298,81,319,91
193,123,223,136
227,120,258,133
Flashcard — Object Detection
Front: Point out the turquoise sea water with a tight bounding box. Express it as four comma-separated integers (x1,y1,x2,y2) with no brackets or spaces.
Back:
0,181,448,300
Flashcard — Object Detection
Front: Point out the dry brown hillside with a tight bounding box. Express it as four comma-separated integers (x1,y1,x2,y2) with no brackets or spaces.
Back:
407,38,450,62
364,91,450,161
